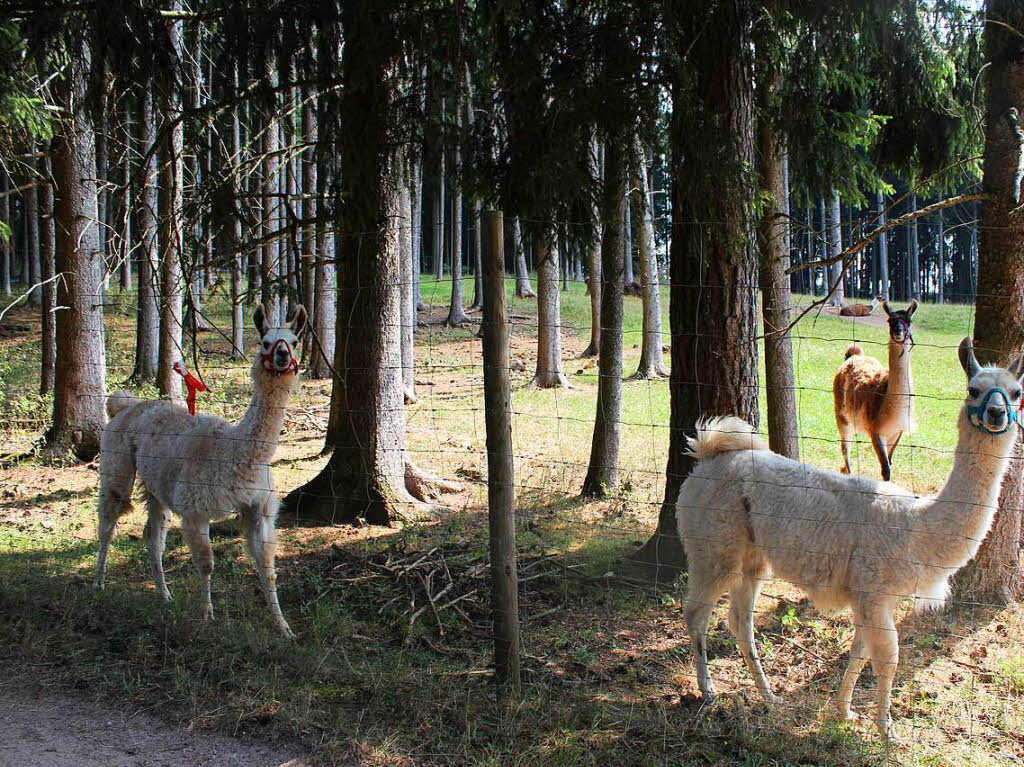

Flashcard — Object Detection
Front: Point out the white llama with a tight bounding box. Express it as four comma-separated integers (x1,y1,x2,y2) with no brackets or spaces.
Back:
93,305,306,637
678,337,1022,735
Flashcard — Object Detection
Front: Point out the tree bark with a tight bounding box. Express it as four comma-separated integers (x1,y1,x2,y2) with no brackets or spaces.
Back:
580,135,601,357
400,170,416,397
283,0,457,525
908,192,920,300
133,88,159,381
632,0,759,580
260,60,280,326
48,39,107,460
512,216,534,298
530,225,570,388
446,99,470,326
877,190,890,300
952,0,1024,604
0,169,9,296
582,136,626,497
622,177,633,285
630,135,668,379
828,191,845,306
936,208,945,303
118,102,133,293
156,3,184,402
301,85,317,361
25,158,40,306
39,150,56,395
758,113,800,459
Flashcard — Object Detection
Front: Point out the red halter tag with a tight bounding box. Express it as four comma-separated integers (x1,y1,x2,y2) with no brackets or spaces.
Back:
173,360,208,416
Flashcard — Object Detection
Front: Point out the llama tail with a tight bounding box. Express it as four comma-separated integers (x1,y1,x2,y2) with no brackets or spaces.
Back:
106,390,141,419
685,416,768,461
845,344,863,359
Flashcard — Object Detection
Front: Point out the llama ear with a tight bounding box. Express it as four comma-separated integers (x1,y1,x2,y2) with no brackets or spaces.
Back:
882,300,892,317
254,305,267,338
1007,348,1024,380
907,299,919,317
288,304,308,338
959,337,981,380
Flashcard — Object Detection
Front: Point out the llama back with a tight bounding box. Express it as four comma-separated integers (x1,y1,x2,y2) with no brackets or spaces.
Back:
685,416,768,462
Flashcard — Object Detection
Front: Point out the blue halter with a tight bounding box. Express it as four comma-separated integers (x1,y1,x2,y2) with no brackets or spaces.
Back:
966,387,1020,435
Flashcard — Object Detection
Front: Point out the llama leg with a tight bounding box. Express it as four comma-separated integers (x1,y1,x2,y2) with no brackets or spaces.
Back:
728,576,775,702
836,626,867,720
685,570,733,702
143,495,173,602
241,499,294,638
93,487,134,591
863,610,900,736
887,432,903,463
181,519,215,620
870,433,891,481
837,419,854,474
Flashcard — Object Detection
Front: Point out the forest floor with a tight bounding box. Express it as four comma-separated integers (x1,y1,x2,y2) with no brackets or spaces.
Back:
1,279,1022,766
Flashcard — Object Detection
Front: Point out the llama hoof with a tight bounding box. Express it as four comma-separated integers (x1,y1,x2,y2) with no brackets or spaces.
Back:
277,625,296,640
201,605,214,621
158,590,173,603
91,579,104,592
838,708,860,723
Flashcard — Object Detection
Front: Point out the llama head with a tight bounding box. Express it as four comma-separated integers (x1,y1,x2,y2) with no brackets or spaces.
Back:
882,299,918,345
959,336,1024,435
253,304,307,376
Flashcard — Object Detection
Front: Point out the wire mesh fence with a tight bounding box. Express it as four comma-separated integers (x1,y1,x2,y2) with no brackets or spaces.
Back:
1,216,1022,765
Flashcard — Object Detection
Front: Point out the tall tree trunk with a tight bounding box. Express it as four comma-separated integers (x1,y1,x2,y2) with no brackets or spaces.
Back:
400,171,416,398
446,98,469,326
630,135,668,379
828,191,845,306
758,111,799,459
301,85,317,360
156,4,184,401
936,208,945,303
953,0,1024,603
632,0,758,579
531,225,570,388
260,61,279,325
434,97,445,282
0,169,9,296
513,216,534,298
134,88,159,381
909,192,920,300
284,0,457,524
25,159,40,306
48,39,107,460
412,147,424,313
581,136,626,497
308,87,336,379
877,190,890,300
229,62,245,357
118,102,133,292
622,177,633,284
580,135,601,357
465,65,483,313
39,150,56,395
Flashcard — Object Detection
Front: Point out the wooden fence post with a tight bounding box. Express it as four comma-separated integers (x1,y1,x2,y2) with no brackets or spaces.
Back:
481,209,521,692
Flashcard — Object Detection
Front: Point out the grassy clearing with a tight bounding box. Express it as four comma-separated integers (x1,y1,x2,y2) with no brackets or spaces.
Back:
0,279,1020,766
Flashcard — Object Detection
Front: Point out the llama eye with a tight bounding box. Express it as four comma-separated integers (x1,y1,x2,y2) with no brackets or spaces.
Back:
263,342,271,349
1013,390,1021,400
968,387,980,399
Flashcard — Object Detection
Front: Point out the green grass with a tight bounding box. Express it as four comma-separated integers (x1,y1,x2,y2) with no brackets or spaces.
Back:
0,278,1015,767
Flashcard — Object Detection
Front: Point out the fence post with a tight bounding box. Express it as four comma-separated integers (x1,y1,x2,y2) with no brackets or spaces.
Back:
481,209,521,693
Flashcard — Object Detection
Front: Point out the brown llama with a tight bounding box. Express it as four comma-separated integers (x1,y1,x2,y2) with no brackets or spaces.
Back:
832,299,917,480
839,295,880,317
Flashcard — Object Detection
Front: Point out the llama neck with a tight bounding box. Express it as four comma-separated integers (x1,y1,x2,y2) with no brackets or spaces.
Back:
886,339,913,395
912,411,1017,570
234,365,294,465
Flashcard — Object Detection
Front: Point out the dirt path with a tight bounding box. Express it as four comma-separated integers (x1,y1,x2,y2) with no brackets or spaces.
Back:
0,677,310,767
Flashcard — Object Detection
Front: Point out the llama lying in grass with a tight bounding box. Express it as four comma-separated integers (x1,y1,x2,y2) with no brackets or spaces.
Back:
838,296,880,317
93,305,306,637
678,337,1022,735
833,299,917,480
